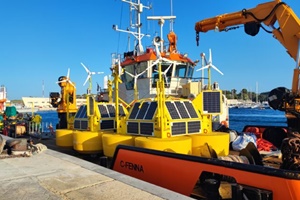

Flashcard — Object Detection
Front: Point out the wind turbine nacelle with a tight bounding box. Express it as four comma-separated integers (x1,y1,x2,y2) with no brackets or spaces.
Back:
58,76,67,81
58,76,67,87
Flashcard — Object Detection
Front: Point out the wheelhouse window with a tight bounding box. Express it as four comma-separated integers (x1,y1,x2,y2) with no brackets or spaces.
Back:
151,62,194,87
174,63,194,79
152,62,173,88
175,64,187,77
186,64,194,78
122,62,148,90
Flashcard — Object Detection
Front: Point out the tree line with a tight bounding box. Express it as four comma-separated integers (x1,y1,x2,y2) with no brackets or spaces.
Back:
223,89,269,102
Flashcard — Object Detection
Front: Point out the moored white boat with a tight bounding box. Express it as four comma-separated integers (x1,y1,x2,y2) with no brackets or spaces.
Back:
15,105,39,113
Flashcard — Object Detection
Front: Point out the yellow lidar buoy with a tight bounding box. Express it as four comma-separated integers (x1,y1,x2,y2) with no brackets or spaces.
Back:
102,133,135,157
189,132,230,157
56,129,73,148
73,130,103,154
135,136,192,155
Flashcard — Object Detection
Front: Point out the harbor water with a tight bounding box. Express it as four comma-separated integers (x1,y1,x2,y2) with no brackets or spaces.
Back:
229,108,287,132
36,108,287,134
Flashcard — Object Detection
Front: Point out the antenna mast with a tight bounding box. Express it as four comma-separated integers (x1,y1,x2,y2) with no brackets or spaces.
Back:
147,16,176,53
113,0,151,55
170,0,174,31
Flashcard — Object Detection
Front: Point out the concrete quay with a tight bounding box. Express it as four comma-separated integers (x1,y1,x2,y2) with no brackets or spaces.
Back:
0,136,193,200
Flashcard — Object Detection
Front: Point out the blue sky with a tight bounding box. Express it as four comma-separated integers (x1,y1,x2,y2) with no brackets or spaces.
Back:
0,0,299,100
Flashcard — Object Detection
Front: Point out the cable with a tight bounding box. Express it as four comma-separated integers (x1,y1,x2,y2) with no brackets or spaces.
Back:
116,2,124,55
259,24,273,34
242,2,286,22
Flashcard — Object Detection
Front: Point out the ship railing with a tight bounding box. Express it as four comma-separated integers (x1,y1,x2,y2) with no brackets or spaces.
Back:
27,121,55,139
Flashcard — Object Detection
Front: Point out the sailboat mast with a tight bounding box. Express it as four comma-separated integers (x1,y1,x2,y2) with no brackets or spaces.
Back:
256,81,258,103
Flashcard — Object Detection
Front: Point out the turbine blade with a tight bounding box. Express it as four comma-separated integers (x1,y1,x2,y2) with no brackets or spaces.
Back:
150,59,159,69
196,66,209,71
137,70,146,77
143,62,155,75
125,71,134,77
83,75,90,86
211,64,224,75
209,48,212,63
161,57,173,63
67,68,70,78
81,62,90,73
69,80,76,88
164,63,173,74
141,64,153,76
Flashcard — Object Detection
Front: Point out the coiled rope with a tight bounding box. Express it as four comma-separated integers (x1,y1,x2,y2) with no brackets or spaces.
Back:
281,131,300,170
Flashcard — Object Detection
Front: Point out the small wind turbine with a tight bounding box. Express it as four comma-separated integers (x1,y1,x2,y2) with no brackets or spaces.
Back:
197,49,223,89
154,63,172,87
148,36,175,92
56,68,76,88
122,36,174,101
81,62,104,94
124,64,153,100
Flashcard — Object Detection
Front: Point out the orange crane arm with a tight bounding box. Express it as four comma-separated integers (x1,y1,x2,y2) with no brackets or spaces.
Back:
195,0,300,62
195,0,300,93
